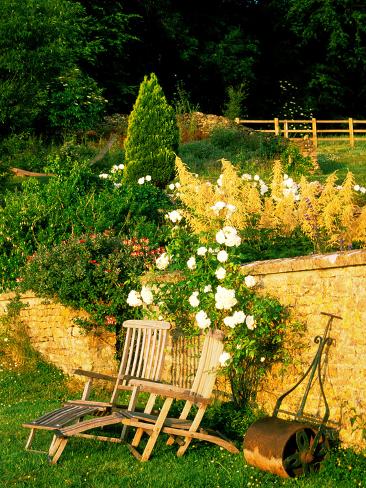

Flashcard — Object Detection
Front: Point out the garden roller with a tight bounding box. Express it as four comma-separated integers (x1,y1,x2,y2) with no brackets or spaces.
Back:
243,312,342,478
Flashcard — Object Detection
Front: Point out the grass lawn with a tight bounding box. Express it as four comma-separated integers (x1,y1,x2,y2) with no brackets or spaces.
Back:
1,361,365,488
315,139,366,186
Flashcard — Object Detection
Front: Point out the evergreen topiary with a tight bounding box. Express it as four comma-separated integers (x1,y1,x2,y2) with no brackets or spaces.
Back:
124,73,179,188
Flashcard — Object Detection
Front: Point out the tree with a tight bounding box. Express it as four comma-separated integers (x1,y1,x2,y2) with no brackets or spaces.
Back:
124,73,179,188
0,0,105,134
280,0,366,116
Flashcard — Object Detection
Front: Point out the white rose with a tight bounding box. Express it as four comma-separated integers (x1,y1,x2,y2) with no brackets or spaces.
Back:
246,315,256,330
138,177,145,185
215,229,226,244
188,291,200,307
232,310,246,324
223,315,237,328
187,256,196,270
219,351,231,366
195,310,211,329
99,173,109,179
215,267,226,280
156,253,170,270
145,175,152,181
140,286,153,305
167,210,183,223
197,246,207,256
244,275,257,288
127,290,142,307
118,164,124,170
210,201,226,214
217,250,228,263
204,284,212,293
227,234,241,247
215,286,237,310
226,204,236,213
168,183,175,190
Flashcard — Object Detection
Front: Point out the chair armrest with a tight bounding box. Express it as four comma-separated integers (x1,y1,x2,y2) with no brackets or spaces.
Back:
73,369,117,383
129,379,210,405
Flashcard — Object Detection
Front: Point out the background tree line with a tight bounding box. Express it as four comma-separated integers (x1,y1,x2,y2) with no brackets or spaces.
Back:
1,0,366,136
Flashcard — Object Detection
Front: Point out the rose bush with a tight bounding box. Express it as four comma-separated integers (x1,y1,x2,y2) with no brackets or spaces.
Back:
19,232,165,337
127,215,289,406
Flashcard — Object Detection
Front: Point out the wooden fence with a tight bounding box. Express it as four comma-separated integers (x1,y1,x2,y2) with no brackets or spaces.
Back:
234,118,366,147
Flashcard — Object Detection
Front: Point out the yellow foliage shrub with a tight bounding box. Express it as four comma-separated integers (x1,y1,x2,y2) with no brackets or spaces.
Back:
174,156,366,252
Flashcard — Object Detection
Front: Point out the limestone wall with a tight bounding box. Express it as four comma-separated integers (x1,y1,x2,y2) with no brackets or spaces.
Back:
1,248,365,449
241,249,366,450
0,292,117,376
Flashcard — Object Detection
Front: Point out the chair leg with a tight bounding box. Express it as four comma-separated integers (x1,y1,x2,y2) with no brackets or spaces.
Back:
139,397,173,462
130,393,158,447
176,406,206,457
166,401,192,446
121,387,139,441
25,429,35,450
48,436,68,464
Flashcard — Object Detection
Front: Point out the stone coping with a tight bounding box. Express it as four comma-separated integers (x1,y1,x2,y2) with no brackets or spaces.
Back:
240,249,366,276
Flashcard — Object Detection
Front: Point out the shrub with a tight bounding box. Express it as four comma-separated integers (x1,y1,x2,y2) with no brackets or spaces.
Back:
179,125,313,179
48,68,107,133
124,73,179,187
126,218,289,407
174,156,366,253
223,83,248,121
0,163,172,291
19,232,164,333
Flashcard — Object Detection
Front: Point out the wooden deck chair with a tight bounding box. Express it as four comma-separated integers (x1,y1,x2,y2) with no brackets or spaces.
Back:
51,328,239,463
22,319,171,460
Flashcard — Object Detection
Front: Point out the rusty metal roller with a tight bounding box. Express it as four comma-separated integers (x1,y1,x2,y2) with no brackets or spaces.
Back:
243,312,341,478
243,417,328,478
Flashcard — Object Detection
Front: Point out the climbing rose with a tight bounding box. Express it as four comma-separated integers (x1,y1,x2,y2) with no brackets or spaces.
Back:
141,286,154,305
215,286,237,310
244,275,257,288
219,351,231,366
187,256,196,270
156,253,170,270
195,310,211,329
127,290,142,307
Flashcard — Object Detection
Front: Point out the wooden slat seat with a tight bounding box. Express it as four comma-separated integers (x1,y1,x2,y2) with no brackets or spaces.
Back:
22,405,106,430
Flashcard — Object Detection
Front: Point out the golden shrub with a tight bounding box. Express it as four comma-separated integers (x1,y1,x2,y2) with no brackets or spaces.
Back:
174,156,366,252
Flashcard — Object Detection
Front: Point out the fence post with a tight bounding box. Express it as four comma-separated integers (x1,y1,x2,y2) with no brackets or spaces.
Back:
348,118,355,147
274,117,280,136
284,120,289,138
312,118,317,148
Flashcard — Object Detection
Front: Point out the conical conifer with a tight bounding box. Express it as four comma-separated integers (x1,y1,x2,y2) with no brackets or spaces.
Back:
124,73,179,187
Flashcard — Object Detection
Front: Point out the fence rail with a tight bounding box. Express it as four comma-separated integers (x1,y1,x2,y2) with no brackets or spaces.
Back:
234,118,366,147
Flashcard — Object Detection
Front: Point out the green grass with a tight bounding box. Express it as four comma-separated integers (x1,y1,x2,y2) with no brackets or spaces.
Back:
178,131,366,191
315,139,366,186
0,361,365,488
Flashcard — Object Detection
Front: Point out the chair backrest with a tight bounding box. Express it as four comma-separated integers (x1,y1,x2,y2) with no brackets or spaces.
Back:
110,319,171,403
189,329,225,401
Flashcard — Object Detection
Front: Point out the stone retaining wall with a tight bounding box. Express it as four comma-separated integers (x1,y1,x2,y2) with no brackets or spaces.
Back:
241,249,366,450
0,293,117,376
1,248,365,449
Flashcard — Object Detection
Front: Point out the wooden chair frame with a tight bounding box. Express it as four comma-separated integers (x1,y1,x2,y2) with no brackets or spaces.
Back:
50,329,239,463
22,319,171,460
